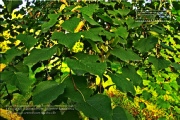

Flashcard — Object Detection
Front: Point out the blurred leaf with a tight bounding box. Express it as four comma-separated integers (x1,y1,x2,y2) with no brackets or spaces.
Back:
82,14,100,26
134,37,158,54
142,90,152,100
126,17,142,29
3,47,24,64
115,26,128,39
3,0,22,13
0,71,33,94
61,17,80,33
171,63,180,70
79,4,98,16
122,65,142,86
109,73,136,96
16,34,38,50
117,9,130,16
42,13,61,33
148,56,170,71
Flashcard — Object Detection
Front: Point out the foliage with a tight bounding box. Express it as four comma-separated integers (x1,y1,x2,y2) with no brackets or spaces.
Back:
0,0,180,120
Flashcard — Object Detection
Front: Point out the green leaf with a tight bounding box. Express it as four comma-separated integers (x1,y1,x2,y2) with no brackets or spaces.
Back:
110,47,141,61
4,0,22,13
107,10,118,16
3,47,24,64
97,14,113,23
112,106,134,120
122,65,142,86
66,57,107,77
24,46,57,66
82,14,100,26
0,71,33,94
142,90,152,100
42,13,61,32
126,17,142,29
63,76,93,102
16,34,38,49
79,4,98,16
115,26,129,39
82,28,103,42
74,53,99,62
109,73,136,95
101,2,116,7
33,81,65,105
51,32,81,48
157,98,170,109
150,25,165,34
160,42,175,52
170,81,179,91
148,56,170,71
134,36,158,53
14,62,29,73
99,30,115,40
117,9,130,16
61,17,80,33
171,63,180,70
75,94,112,120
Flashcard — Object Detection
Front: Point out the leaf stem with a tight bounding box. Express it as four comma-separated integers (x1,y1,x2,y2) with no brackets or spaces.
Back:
70,70,86,102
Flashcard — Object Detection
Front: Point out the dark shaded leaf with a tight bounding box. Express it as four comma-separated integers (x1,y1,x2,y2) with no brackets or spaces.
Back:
16,34,38,49
33,81,65,105
148,56,170,71
110,47,141,61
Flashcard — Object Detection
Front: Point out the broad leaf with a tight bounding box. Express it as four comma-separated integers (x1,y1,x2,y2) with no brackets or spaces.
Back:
75,94,112,120
33,81,65,105
3,47,24,64
4,0,22,13
172,63,180,70
0,71,33,94
126,17,142,29
148,56,170,71
117,9,130,16
97,14,113,23
122,65,142,86
63,76,93,102
24,46,57,66
74,53,99,62
42,13,61,32
66,57,107,77
109,73,136,96
115,26,129,40
134,37,158,53
61,17,80,33
82,14,100,26
110,47,141,61
79,4,98,16
82,28,103,42
51,32,81,48
16,34,38,49
112,106,134,120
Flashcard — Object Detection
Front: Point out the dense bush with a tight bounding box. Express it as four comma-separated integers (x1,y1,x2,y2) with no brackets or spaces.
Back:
0,0,180,119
